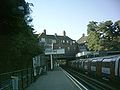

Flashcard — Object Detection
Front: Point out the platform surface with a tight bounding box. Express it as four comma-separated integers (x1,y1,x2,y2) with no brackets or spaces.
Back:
25,67,79,90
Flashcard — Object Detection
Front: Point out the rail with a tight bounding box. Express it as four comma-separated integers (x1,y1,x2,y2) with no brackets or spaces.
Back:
61,67,88,90
62,66,117,90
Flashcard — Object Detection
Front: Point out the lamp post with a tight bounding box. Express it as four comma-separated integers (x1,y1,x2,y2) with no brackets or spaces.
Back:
50,54,53,70
50,43,54,70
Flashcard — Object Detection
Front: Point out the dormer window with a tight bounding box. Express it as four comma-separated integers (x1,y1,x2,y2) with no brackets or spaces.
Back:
73,41,75,43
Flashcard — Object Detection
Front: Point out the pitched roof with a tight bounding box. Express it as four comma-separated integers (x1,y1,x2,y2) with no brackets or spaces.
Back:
57,36,73,41
34,33,40,38
46,35,56,39
77,36,87,44
39,32,75,41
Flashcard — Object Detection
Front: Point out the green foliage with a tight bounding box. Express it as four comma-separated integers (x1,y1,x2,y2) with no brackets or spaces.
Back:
87,20,120,51
0,0,43,73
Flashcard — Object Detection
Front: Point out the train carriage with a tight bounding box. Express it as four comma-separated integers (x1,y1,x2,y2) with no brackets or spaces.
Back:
101,56,120,80
67,54,120,81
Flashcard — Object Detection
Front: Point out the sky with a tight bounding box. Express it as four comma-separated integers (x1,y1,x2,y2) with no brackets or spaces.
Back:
25,0,120,40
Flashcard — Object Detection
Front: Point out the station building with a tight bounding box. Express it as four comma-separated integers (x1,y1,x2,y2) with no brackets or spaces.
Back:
38,30,79,70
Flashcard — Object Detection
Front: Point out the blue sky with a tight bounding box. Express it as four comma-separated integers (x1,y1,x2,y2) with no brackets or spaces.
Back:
25,0,120,40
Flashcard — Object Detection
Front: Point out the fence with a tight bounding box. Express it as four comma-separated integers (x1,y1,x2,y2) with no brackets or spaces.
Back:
0,68,35,90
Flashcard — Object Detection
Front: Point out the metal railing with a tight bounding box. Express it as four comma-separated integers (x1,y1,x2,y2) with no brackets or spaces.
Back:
0,68,34,90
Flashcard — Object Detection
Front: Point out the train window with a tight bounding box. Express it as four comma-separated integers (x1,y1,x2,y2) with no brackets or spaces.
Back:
102,62,110,67
91,59,97,65
91,62,96,66
102,58,117,69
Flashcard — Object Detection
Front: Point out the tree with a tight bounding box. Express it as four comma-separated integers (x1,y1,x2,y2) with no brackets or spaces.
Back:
87,21,101,51
87,20,120,51
0,0,43,73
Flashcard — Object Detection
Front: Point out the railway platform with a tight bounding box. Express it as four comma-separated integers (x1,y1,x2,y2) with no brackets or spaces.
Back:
25,67,82,90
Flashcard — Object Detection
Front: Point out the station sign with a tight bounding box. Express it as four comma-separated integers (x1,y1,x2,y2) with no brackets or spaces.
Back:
45,49,65,55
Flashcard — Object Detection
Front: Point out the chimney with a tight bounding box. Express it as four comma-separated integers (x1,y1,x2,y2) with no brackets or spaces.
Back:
43,29,46,35
55,33,57,36
82,33,85,37
63,30,66,36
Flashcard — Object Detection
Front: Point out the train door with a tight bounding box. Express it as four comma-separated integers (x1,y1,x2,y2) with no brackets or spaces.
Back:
83,60,89,74
97,58,103,78
91,60,97,75
102,58,116,80
81,60,84,69
84,60,88,70
110,60,115,79
115,57,120,77
118,59,120,78
78,61,81,68
88,59,92,73
102,59,111,79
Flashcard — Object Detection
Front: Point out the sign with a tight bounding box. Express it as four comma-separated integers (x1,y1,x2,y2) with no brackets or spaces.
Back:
45,49,65,55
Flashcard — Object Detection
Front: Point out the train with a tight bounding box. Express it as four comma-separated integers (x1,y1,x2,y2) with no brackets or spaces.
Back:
68,55,120,81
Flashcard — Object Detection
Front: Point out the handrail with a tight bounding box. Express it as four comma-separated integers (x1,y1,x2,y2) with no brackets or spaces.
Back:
0,68,32,76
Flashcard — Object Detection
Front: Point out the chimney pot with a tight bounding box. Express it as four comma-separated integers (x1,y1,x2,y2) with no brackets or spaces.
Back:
82,33,85,37
43,29,46,35
55,33,57,36
63,30,66,36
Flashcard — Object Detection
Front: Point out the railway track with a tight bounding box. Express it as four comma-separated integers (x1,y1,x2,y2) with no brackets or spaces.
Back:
62,67,117,90
61,67,88,90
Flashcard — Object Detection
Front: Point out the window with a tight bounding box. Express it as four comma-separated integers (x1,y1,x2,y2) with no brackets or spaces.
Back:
102,62,110,67
73,41,75,43
74,47,76,50
84,41,86,43
59,47,61,49
67,40,69,43
91,62,96,66
63,40,65,43
52,40,56,43
41,38,45,42
68,47,70,51
70,41,72,45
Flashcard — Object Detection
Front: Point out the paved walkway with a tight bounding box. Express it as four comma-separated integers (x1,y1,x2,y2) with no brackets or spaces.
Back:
25,67,79,90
